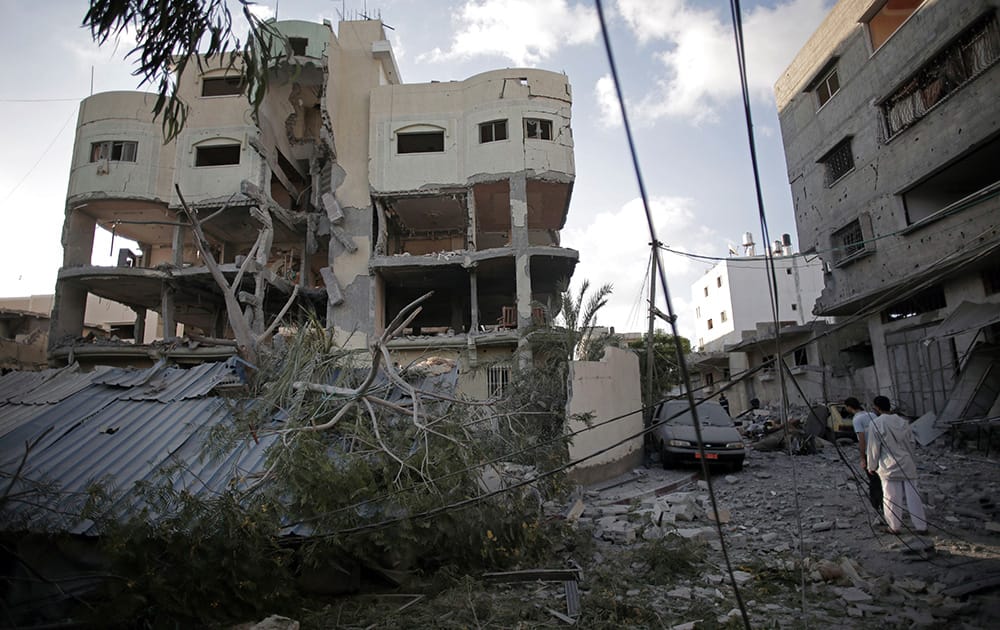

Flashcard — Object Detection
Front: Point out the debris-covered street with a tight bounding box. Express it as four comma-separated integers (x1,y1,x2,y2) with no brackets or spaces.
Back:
297,438,1000,629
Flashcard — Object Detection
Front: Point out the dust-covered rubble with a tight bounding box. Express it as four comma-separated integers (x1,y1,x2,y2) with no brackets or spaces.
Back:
551,439,1000,628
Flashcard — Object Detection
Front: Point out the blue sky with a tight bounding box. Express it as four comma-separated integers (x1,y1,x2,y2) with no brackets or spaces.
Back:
0,0,833,340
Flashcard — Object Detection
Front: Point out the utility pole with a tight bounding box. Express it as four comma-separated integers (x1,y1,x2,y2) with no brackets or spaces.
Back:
645,241,659,429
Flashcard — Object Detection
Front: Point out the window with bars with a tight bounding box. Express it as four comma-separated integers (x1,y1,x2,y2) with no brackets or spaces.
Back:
479,120,508,143
833,219,866,263
90,140,137,163
882,285,946,322
487,363,511,398
881,14,1000,139
820,138,854,185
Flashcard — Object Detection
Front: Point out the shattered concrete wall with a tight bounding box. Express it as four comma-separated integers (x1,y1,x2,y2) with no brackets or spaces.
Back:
566,347,644,485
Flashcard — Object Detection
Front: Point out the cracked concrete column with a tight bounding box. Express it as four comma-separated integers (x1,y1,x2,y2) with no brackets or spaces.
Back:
469,267,480,333
49,210,97,356
133,307,146,343
510,173,533,366
160,284,176,340
509,173,532,330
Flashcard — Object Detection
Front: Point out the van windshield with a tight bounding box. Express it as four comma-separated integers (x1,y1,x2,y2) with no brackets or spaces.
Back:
659,402,734,427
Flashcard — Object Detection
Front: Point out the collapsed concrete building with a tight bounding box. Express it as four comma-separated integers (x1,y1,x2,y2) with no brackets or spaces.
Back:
49,18,577,397
775,0,1000,422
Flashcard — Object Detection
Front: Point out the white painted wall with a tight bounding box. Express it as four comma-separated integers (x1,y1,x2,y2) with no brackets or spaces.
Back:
566,346,643,480
691,254,829,351
369,69,574,192
68,92,165,202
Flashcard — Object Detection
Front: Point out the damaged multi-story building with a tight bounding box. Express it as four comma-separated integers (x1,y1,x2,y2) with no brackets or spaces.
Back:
49,18,577,398
775,0,1000,420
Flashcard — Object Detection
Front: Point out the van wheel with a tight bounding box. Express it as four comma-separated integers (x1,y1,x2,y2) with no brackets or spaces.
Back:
659,441,674,469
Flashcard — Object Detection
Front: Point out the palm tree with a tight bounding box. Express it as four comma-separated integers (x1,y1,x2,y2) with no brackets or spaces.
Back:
557,280,615,360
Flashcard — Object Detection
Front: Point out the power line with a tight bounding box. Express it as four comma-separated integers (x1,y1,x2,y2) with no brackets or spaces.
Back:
0,97,82,103
1,112,76,203
592,1,751,627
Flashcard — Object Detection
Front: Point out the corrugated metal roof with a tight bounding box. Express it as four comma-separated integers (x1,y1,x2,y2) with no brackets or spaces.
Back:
0,359,275,534
0,367,69,403
7,366,113,405
118,360,242,402
91,359,168,388
0,359,458,536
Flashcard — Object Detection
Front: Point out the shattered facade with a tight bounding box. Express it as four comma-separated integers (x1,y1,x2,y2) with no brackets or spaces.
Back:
50,19,577,397
775,0,1000,418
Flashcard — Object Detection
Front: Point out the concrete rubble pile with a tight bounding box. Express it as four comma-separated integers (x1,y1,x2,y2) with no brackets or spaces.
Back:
535,440,1000,627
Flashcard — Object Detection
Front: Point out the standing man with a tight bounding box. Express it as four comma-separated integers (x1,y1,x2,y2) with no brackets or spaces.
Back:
867,396,928,534
719,393,730,416
845,397,882,511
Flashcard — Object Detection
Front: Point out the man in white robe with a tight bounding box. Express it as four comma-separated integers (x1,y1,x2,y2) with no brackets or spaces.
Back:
866,396,927,534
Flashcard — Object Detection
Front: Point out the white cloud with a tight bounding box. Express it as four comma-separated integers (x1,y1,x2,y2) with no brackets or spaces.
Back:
246,3,276,21
616,0,830,122
563,196,722,340
419,0,598,66
594,75,623,128
390,32,406,61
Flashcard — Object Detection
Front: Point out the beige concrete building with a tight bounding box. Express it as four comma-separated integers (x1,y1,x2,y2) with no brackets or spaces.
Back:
51,18,577,397
775,0,1000,420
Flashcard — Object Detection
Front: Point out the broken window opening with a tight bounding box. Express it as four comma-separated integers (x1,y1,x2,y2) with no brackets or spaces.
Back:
195,144,241,167
201,76,243,97
833,219,866,263
882,285,946,322
793,347,809,366
479,120,508,143
288,37,309,56
791,303,798,311
397,131,445,154
524,118,553,140
815,67,840,109
865,0,925,51
983,265,1000,295
488,363,511,398
902,134,1000,225
720,310,727,323
90,140,137,163
761,354,776,372
707,318,714,330
881,14,1000,138
820,138,854,185
703,286,709,297
385,283,469,335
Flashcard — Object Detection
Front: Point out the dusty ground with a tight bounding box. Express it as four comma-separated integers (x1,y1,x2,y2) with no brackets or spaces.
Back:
298,438,1000,629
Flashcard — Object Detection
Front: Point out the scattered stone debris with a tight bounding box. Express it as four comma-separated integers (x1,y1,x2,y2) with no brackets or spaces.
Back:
292,439,1000,627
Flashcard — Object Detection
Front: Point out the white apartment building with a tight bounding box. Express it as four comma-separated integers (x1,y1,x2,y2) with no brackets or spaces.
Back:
690,248,828,352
